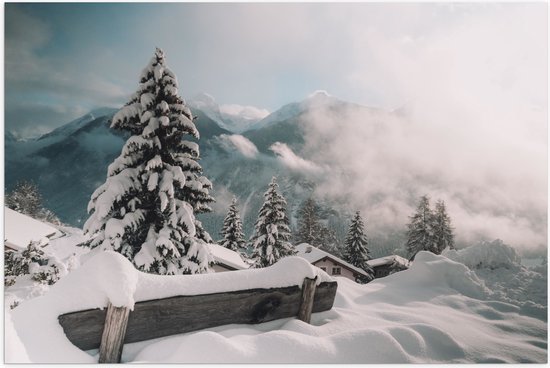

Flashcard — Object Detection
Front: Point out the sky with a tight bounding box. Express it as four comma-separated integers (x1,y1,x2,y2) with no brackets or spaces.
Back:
5,2,546,138
3,2,548,252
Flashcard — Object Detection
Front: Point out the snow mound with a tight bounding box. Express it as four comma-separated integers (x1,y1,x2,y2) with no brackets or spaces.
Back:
9,251,547,363
380,251,491,300
128,255,546,363
4,312,31,363
9,253,332,362
443,239,521,270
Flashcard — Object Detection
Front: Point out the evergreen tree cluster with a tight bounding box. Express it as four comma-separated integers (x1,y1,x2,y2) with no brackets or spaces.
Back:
5,241,64,288
405,195,455,257
5,180,62,225
79,49,445,278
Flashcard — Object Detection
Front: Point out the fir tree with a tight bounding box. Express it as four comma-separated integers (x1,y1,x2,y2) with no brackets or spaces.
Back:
318,226,341,257
295,198,323,246
295,198,340,256
405,195,436,257
5,180,61,225
250,177,294,267
219,197,246,253
82,48,213,275
432,199,455,254
344,211,374,282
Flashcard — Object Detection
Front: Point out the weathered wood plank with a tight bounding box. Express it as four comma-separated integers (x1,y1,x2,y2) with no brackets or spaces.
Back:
297,277,317,323
58,281,338,351
98,303,130,363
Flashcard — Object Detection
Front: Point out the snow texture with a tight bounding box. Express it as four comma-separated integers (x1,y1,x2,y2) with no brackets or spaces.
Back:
9,252,329,362
208,243,249,270
7,234,547,363
4,207,62,250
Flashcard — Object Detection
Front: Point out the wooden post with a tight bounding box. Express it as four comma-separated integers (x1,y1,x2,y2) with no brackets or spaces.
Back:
297,277,317,323
98,302,130,364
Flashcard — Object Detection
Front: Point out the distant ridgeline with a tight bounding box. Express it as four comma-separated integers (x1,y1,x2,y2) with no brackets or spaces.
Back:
5,94,407,258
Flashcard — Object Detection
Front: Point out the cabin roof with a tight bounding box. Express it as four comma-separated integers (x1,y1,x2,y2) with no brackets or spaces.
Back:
4,207,62,251
295,243,370,278
208,243,249,270
367,255,410,268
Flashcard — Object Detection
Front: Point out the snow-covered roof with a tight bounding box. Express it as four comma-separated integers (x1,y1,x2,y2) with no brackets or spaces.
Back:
295,243,370,278
4,207,63,251
208,243,249,270
367,255,410,269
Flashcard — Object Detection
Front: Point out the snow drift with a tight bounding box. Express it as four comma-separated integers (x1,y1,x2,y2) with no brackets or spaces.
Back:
8,250,547,363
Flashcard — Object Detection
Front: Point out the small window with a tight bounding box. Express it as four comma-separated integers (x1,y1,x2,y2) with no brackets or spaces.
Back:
320,267,327,272
332,267,341,275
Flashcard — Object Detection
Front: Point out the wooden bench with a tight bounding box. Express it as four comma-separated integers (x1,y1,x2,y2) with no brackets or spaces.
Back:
58,277,338,363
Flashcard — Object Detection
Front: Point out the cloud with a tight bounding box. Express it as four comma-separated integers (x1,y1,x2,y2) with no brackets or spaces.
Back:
295,5,547,251
217,134,259,158
5,103,89,138
219,104,269,121
4,6,128,137
269,142,323,174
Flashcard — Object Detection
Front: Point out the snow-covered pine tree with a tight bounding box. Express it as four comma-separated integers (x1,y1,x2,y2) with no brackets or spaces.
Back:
432,199,455,254
250,177,294,268
295,198,322,246
82,48,213,275
405,195,436,258
295,197,341,255
344,211,374,282
5,180,61,225
5,180,41,216
219,197,246,253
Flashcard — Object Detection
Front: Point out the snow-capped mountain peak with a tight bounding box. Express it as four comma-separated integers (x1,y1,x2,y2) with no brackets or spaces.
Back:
189,92,218,109
307,89,331,99
247,90,342,131
188,93,269,133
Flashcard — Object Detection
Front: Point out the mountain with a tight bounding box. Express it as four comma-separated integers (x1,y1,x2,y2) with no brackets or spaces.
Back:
218,104,269,133
188,93,268,133
187,93,226,129
4,92,411,258
247,90,343,131
5,131,18,143
37,107,119,144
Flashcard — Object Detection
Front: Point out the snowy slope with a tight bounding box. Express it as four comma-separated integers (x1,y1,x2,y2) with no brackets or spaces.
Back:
247,90,346,131
187,93,227,129
7,249,547,363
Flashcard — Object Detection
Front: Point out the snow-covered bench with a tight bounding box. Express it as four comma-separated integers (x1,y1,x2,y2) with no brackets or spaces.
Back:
56,253,338,363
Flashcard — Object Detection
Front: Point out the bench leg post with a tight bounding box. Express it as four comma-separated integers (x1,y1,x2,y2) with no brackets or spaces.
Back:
298,276,317,323
98,302,130,363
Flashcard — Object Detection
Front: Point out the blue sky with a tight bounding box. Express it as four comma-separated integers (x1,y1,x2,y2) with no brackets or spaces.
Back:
4,2,547,137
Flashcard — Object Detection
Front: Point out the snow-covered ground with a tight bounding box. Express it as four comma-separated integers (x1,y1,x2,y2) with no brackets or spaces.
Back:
5,229,547,363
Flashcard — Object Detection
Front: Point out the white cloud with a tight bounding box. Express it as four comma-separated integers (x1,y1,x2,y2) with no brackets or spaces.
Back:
273,4,547,252
269,142,323,174
219,104,269,120
217,134,259,158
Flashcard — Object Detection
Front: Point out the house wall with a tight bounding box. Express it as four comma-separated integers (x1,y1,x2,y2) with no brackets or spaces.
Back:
312,259,356,281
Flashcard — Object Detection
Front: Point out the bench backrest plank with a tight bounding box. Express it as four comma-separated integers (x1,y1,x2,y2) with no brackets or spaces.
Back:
58,281,338,352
